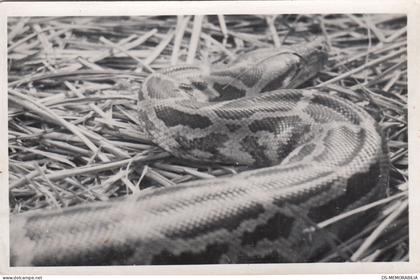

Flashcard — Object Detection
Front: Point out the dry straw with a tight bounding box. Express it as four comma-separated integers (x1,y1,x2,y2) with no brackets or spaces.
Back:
8,14,407,262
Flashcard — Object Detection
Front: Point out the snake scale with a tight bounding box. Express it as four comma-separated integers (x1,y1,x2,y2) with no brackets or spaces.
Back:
10,38,389,266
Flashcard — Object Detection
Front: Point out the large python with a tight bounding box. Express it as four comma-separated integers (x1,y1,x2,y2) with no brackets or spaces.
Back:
10,38,389,266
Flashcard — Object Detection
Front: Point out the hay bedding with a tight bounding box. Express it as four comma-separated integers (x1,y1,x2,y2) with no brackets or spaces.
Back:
8,14,408,262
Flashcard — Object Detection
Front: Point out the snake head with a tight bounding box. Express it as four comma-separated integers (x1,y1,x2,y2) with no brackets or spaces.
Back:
295,37,329,73
258,37,329,90
209,38,330,96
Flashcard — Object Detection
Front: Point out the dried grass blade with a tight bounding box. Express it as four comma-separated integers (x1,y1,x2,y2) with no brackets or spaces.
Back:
144,30,175,66
351,60,406,90
62,29,157,73
76,125,130,159
316,48,406,87
10,169,41,190
154,162,215,179
32,180,61,209
217,15,228,46
171,15,191,65
146,168,176,187
42,138,91,157
350,199,408,261
333,40,406,68
100,36,154,73
187,15,204,63
383,70,402,91
266,15,281,47
46,152,170,181
199,32,235,59
363,16,387,43
8,17,30,42
10,145,76,167
385,26,407,43
64,81,114,129
304,191,407,233
8,32,39,52
8,89,108,162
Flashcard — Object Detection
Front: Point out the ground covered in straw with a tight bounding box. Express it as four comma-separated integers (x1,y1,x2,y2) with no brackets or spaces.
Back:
8,14,407,262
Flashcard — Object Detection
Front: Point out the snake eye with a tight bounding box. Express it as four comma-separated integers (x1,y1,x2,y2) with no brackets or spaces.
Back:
179,83,194,91
191,80,208,91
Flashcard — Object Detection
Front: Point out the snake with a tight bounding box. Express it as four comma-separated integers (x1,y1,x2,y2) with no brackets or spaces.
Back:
10,38,389,266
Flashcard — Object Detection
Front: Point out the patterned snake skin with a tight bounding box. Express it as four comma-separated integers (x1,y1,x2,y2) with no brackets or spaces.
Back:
10,38,389,266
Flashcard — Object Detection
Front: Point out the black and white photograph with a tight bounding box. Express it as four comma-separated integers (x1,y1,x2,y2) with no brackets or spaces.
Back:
2,1,416,274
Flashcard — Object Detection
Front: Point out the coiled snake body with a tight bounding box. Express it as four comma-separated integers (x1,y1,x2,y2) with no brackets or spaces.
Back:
10,39,389,266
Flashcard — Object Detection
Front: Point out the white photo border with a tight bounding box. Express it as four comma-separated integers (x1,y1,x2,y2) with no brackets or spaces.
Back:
0,0,418,275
